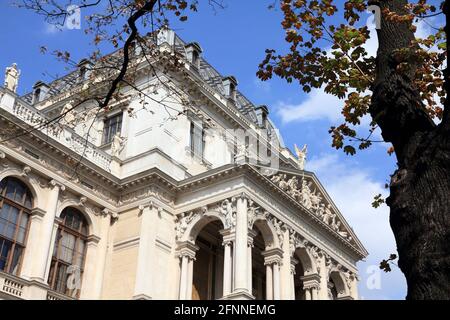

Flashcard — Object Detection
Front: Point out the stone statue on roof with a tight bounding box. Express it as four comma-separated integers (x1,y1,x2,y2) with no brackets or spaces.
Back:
4,63,20,93
294,144,307,170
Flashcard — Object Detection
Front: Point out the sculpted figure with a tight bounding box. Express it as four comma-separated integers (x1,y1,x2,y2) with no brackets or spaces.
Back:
278,174,289,191
294,144,307,170
316,203,325,218
176,212,194,239
4,63,20,93
310,188,322,210
323,204,334,225
111,133,126,157
301,179,312,209
271,174,282,185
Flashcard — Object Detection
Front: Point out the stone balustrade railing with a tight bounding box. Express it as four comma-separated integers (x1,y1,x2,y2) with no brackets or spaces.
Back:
0,88,112,172
0,271,73,300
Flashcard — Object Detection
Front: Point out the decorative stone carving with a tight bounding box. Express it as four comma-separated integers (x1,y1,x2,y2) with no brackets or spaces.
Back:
175,211,199,240
21,166,31,177
269,216,285,244
111,133,127,157
344,270,355,290
4,63,20,93
289,231,307,257
218,198,236,229
294,144,307,170
247,200,270,229
270,172,355,245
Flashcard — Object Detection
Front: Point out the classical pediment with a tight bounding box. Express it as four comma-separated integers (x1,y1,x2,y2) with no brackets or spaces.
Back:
269,171,359,247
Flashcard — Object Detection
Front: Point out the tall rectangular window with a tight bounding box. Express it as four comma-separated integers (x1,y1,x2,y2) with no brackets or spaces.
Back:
102,113,123,145
190,122,205,159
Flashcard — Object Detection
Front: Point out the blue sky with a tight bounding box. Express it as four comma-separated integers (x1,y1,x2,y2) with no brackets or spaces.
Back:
0,0,409,299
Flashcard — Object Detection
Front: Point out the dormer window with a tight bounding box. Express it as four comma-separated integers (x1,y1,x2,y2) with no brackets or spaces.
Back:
77,59,92,82
255,105,269,128
32,81,49,104
185,42,202,70
33,88,41,104
222,76,238,102
79,66,87,80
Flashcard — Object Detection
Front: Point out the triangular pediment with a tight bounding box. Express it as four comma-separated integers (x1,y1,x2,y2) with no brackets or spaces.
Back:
269,171,364,252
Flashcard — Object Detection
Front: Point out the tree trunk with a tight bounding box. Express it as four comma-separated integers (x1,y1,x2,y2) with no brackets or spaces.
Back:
370,0,450,299
388,133,450,299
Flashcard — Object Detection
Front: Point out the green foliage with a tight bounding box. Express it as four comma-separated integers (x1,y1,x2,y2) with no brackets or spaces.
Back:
258,0,446,157
372,194,385,208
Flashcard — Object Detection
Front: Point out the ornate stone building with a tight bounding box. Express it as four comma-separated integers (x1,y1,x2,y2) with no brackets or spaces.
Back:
0,29,367,300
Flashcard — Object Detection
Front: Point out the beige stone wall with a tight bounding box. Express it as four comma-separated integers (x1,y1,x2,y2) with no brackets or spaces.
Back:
101,208,141,299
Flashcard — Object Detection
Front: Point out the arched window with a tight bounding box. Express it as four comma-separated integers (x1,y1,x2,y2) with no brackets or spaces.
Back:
0,177,33,275
48,207,88,298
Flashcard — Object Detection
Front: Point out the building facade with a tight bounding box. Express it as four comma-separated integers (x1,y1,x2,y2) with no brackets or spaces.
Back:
0,29,367,300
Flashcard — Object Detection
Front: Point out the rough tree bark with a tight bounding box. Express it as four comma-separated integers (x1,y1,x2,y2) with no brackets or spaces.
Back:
370,0,450,299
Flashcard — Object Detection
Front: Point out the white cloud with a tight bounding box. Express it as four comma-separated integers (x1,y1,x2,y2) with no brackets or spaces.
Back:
276,89,342,123
308,153,407,299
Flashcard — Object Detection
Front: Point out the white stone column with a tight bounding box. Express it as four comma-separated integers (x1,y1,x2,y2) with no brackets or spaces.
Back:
233,194,249,295
318,254,329,300
305,288,311,300
44,219,60,281
220,229,234,298
280,228,291,299
262,248,283,301
265,264,273,300
20,208,45,279
187,257,194,299
34,181,64,282
247,229,257,294
222,240,232,297
133,203,160,300
79,235,100,299
311,287,318,300
179,255,189,300
301,274,321,300
177,241,198,300
290,258,298,300
273,262,281,300
91,212,113,299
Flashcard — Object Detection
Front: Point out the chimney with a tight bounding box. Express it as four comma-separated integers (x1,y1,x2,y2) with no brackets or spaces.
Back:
222,76,238,102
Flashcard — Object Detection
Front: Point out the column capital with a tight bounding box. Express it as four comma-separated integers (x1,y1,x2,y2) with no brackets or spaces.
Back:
220,228,235,246
176,241,199,260
301,273,321,290
262,248,283,266
87,234,101,245
30,207,46,219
